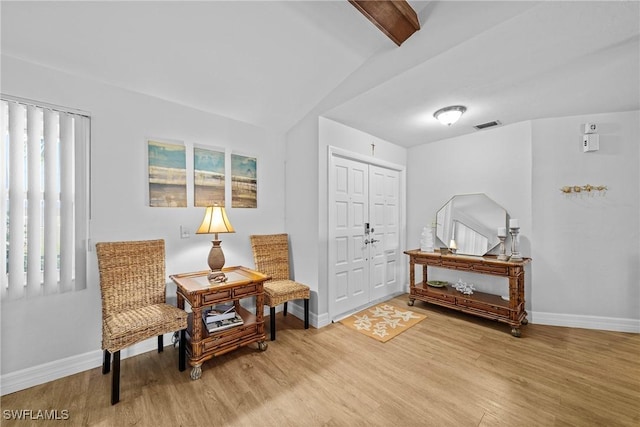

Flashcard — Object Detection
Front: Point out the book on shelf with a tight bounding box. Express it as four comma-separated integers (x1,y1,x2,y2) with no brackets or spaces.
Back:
202,303,236,323
203,313,244,333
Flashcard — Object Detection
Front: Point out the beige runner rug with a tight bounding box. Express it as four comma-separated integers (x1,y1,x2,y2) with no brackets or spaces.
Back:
339,302,426,343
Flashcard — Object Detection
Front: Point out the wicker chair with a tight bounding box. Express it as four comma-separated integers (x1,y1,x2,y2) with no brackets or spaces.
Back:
250,234,310,341
95,239,187,405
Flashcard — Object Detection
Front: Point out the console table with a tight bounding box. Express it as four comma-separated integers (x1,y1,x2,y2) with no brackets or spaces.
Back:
404,250,531,337
170,266,269,380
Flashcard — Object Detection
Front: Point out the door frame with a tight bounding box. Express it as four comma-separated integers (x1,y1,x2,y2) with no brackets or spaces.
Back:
327,146,407,321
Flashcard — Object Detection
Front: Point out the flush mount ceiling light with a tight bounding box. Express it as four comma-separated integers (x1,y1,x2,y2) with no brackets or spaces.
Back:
433,105,467,126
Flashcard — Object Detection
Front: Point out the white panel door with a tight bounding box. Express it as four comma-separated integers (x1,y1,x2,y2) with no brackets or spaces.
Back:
329,156,370,317
369,165,400,301
329,156,401,319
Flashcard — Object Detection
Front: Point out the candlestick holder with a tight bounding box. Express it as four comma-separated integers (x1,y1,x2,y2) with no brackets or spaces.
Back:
509,227,522,261
497,235,508,261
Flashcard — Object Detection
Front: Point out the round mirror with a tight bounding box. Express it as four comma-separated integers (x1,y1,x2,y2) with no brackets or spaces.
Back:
435,194,507,256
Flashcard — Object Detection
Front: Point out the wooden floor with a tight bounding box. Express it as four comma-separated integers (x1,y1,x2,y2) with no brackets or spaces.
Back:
2,294,639,426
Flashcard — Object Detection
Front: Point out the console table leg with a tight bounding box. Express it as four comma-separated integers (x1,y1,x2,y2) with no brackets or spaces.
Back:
511,327,522,338
190,364,202,380
407,298,415,306
257,341,268,351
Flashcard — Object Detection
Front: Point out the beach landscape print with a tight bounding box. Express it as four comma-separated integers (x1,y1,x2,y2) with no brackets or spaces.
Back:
194,147,225,207
148,140,187,207
231,154,257,208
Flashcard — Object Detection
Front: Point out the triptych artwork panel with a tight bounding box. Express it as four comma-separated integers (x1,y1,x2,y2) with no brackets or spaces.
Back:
148,140,257,208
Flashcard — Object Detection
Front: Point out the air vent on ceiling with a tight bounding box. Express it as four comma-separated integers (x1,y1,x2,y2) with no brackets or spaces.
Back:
474,120,502,130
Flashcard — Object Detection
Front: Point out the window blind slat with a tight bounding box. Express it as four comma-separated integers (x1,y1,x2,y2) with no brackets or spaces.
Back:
0,102,8,298
27,106,43,296
59,113,74,292
74,116,89,292
8,102,26,298
43,109,58,294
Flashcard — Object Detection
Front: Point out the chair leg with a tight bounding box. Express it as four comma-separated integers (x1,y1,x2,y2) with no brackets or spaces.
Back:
283,302,288,316
179,329,186,372
270,307,276,341
304,299,309,329
111,350,120,405
158,335,163,353
102,350,111,374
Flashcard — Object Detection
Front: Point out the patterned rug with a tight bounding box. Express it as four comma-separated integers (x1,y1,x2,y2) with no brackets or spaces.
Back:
339,302,426,342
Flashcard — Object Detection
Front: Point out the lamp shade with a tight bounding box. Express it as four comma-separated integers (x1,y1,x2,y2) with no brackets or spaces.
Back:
434,105,467,126
196,206,235,236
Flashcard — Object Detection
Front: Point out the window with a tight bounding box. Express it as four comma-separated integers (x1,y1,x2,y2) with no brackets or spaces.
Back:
1,96,90,299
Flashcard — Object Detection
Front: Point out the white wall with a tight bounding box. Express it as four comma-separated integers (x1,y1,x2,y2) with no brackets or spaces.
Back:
283,113,320,316
407,113,640,332
407,121,533,297
0,56,287,390
531,111,639,328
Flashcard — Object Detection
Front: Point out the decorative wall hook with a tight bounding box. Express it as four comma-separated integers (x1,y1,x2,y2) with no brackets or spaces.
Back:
560,184,607,195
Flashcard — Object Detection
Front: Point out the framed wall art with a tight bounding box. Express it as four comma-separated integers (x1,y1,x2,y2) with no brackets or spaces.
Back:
194,146,225,207
147,139,187,207
231,153,257,208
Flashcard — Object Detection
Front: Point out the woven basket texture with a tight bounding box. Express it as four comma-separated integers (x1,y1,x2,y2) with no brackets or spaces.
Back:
250,234,310,307
96,239,187,353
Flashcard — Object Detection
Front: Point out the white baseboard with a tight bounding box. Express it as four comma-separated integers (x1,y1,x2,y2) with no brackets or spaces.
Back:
530,311,640,333
316,312,331,328
0,333,177,396
283,301,328,328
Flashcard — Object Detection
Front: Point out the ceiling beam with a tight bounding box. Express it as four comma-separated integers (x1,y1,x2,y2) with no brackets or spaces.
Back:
349,0,420,46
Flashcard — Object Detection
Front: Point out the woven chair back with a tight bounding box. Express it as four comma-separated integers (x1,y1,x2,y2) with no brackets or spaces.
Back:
250,234,291,281
96,239,167,318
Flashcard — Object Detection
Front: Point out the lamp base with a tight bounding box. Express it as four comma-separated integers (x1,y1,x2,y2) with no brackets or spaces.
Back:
208,270,227,283
207,239,227,282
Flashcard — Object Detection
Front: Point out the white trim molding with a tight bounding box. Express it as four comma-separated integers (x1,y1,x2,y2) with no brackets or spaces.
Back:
0,333,179,396
531,311,640,333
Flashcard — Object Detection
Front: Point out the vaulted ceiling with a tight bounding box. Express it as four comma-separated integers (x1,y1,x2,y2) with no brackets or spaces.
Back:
2,1,638,147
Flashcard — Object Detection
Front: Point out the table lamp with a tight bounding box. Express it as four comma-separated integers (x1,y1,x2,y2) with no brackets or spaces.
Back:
196,205,235,282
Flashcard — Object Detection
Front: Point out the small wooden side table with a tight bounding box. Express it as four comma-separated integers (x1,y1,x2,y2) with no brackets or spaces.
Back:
170,266,269,380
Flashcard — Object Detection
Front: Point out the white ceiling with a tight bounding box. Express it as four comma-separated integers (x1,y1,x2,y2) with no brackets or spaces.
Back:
2,1,638,147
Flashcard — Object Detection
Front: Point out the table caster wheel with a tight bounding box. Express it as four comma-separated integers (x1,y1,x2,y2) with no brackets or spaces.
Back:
190,365,202,380
408,299,415,306
511,328,521,338
521,318,529,325
257,341,268,351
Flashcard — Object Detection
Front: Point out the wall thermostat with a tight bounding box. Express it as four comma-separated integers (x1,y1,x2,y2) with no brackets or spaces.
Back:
583,134,599,152
583,123,597,134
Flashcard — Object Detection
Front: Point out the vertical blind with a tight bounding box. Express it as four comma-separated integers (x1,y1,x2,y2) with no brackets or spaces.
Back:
1,96,90,299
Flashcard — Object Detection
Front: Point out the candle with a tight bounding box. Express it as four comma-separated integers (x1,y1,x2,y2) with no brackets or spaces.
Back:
497,227,507,237
509,219,519,229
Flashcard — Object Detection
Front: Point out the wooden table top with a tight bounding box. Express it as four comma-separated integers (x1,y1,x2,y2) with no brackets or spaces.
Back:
169,265,269,295
404,249,531,266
